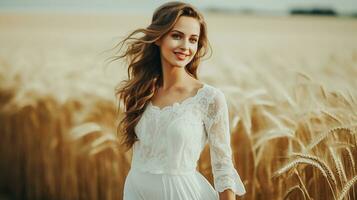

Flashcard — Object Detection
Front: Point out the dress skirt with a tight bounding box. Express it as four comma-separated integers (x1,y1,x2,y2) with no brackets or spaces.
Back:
123,168,219,200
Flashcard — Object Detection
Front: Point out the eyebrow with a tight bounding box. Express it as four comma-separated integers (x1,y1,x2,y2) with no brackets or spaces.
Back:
171,30,199,37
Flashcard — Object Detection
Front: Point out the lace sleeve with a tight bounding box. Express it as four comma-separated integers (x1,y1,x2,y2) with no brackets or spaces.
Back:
204,89,246,196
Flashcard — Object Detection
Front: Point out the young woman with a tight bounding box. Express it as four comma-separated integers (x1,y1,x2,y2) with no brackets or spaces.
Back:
112,1,246,200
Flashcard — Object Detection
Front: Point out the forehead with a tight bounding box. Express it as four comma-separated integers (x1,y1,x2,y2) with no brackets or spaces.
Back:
171,16,200,36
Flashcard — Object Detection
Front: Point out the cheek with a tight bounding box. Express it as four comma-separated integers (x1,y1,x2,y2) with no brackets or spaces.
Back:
190,44,198,56
162,38,178,49
161,47,174,60
192,45,198,53
161,42,176,56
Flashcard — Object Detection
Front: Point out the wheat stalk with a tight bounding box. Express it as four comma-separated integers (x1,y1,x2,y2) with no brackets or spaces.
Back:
283,184,306,200
343,147,356,174
273,156,337,199
88,134,119,156
90,134,118,148
296,71,312,81
89,143,118,156
253,128,295,150
261,109,287,129
70,122,102,140
291,152,337,186
328,147,347,187
279,115,298,129
338,90,354,108
346,89,356,105
294,168,312,200
337,175,357,200
306,126,354,151
321,110,343,124
319,85,327,99
242,104,252,135
274,158,323,178
331,142,354,149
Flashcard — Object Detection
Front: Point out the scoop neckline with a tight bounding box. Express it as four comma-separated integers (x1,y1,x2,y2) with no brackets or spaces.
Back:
149,83,207,111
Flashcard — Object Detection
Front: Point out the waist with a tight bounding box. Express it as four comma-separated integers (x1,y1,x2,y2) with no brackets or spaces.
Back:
131,166,197,175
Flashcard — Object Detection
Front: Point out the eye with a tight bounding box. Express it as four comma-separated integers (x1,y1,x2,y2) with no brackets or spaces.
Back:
190,38,198,43
171,33,181,40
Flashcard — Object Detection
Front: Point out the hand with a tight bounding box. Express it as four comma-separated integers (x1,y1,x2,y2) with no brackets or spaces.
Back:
219,188,235,200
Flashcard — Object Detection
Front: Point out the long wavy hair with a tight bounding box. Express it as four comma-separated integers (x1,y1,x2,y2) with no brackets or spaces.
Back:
109,1,211,151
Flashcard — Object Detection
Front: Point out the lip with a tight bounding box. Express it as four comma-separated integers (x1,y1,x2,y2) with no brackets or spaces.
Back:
174,52,190,56
174,52,190,60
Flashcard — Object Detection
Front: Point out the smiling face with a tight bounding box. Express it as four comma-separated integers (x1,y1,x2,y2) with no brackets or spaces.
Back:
156,16,201,69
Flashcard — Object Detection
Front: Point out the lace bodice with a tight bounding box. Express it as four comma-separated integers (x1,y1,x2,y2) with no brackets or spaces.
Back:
132,83,246,196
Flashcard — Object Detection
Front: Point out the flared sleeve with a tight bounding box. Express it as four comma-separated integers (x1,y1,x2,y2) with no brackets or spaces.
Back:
204,89,246,196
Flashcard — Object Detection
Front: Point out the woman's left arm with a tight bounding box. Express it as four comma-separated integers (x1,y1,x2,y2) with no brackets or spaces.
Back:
204,89,247,199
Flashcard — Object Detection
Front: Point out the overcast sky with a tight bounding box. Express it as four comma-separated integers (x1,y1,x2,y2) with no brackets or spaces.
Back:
0,0,356,14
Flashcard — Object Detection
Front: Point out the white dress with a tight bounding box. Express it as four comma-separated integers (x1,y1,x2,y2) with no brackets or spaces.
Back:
123,83,246,200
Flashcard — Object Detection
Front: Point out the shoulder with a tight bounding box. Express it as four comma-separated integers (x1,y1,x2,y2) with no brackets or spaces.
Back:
201,84,229,127
203,83,226,98
201,83,227,107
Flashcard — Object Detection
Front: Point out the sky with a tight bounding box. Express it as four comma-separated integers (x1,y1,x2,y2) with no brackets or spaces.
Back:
0,0,356,14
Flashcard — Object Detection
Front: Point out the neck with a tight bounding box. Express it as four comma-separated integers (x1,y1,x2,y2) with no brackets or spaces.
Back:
160,65,194,90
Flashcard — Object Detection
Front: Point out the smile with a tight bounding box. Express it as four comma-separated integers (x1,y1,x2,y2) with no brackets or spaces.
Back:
174,52,189,60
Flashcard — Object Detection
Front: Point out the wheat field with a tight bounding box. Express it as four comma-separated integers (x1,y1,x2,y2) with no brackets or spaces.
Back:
0,13,356,200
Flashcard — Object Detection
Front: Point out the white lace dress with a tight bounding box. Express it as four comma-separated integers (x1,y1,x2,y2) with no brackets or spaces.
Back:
123,83,246,200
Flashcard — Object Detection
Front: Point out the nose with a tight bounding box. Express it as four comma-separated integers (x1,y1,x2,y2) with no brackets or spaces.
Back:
179,38,189,50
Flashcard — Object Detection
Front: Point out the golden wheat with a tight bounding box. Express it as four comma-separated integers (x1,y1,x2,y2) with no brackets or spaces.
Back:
337,175,357,200
292,152,337,185
1,13,356,200
306,126,354,151
283,184,306,200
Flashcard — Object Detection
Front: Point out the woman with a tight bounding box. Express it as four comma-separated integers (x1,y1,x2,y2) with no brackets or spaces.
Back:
112,1,246,200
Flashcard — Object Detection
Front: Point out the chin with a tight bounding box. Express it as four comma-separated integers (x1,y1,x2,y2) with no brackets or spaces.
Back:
166,57,192,68
170,61,188,68
178,64,189,68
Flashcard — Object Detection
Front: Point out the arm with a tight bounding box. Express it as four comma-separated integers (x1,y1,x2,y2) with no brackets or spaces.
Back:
205,89,246,199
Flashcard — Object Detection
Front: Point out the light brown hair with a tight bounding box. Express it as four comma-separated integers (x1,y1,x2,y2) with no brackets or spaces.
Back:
109,1,211,151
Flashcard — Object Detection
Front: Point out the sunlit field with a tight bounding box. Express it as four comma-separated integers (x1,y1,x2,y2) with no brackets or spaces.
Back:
0,13,356,200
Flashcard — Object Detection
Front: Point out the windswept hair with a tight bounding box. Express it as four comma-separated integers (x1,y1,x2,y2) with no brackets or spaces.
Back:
108,1,211,151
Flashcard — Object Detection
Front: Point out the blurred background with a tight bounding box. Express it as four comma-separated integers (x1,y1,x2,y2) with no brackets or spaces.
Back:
0,1,357,200
1,0,357,15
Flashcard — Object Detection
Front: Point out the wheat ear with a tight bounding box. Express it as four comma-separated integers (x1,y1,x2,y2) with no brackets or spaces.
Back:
337,175,357,200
